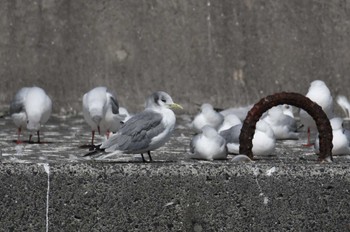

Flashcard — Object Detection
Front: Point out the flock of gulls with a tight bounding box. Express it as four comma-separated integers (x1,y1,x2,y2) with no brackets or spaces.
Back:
8,80,350,162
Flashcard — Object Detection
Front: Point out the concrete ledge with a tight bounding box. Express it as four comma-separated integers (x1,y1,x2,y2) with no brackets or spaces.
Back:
1,162,349,231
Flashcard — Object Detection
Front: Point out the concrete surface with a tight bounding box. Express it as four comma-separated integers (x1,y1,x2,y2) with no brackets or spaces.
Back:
1,162,349,231
0,115,350,231
1,0,350,114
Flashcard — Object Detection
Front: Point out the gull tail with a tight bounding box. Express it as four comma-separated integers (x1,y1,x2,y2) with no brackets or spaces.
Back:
336,95,350,118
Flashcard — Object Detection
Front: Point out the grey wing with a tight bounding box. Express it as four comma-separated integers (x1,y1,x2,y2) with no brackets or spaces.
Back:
10,88,29,114
102,111,164,152
107,91,119,114
287,117,298,132
219,124,242,143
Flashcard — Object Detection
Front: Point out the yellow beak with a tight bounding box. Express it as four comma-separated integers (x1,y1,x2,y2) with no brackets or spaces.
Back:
169,103,183,110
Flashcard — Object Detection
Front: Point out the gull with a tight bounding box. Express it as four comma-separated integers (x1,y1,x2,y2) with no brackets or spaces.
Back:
118,106,132,122
219,123,242,154
262,105,298,140
336,95,350,119
10,86,52,143
99,91,182,162
314,117,350,156
82,86,125,146
189,125,227,161
220,120,275,156
217,114,241,133
219,104,253,121
299,80,333,146
281,104,296,118
191,103,224,132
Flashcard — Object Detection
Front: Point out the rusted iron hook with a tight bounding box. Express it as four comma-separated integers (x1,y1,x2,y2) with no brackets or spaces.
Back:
239,92,333,161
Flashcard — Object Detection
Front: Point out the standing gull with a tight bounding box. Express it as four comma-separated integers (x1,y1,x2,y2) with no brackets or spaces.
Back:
189,125,227,161
99,91,183,162
299,80,333,146
10,86,52,143
82,86,124,146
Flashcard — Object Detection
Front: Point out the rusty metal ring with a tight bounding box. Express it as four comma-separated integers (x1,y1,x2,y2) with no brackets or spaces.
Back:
239,92,333,161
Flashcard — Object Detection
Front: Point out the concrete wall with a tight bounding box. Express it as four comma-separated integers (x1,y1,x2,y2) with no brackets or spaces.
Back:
1,163,349,231
1,0,350,114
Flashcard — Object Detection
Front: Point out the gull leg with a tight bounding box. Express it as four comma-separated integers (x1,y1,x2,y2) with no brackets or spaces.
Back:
91,130,95,146
148,151,153,162
140,153,146,162
16,127,22,144
303,127,314,147
37,131,40,143
29,134,33,143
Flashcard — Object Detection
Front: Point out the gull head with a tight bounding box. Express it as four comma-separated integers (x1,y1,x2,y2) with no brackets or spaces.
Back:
146,91,183,111
200,103,214,113
201,125,218,138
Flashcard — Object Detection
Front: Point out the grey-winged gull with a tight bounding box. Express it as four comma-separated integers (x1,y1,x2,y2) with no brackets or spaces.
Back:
99,91,183,162
220,120,275,156
10,86,52,143
82,86,125,146
189,125,227,161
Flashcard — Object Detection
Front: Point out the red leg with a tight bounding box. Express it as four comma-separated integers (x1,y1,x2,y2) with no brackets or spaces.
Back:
303,127,314,147
106,130,110,139
16,128,22,144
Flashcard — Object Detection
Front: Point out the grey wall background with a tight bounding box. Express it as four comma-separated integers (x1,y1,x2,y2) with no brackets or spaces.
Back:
0,0,350,114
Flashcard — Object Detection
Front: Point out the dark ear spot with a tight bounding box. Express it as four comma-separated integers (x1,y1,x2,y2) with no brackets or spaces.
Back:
154,94,159,104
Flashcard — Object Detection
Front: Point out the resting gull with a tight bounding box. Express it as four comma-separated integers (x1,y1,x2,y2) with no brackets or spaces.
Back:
314,117,350,156
189,125,227,161
220,120,275,156
191,103,224,132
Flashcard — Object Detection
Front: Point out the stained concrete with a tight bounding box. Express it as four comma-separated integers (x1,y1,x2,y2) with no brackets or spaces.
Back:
0,115,350,231
1,0,350,114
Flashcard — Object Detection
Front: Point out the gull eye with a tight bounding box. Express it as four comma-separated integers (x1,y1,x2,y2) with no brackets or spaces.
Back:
161,99,166,103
